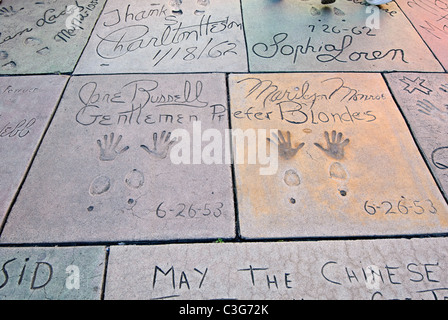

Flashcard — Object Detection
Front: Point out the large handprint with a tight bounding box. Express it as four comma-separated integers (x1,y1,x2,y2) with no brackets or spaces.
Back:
314,130,349,160
267,130,305,160
141,131,177,160
97,133,129,161
417,99,448,122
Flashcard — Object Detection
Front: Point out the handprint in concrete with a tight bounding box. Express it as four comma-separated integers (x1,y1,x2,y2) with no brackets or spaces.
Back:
140,131,177,160
314,130,350,160
97,133,130,161
267,130,305,160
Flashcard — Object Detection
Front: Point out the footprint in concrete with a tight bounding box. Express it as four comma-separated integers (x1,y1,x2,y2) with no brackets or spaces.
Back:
125,169,144,189
24,37,42,46
329,162,347,180
329,162,349,197
123,169,145,213
284,169,301,205
0,51,8,60
89,175,111,196
284,169,301,187
1,61,16,70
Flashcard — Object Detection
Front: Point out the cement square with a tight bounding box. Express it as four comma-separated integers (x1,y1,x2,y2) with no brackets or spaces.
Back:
384,72,448,201
395,0,448,70
229,73,448,239
0,75,68,227
0,246,106,300
0,0,106,75
74,0,247,74
241,0,443,72
0,73,235,244
104,238,448,300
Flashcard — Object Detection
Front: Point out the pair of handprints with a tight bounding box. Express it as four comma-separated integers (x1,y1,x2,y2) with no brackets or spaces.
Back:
96,131,176,162
267,130,350,160
169,0,210,15
268,130,350,197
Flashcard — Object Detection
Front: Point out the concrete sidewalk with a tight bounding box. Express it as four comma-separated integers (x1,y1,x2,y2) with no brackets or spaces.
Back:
0,0,447,300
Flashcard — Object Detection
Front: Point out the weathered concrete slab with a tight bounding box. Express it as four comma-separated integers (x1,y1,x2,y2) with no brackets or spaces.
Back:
0,0,106,75
0,75,68,227
229,73,448,239
384,72,448,201
0,246,106,300
0,73,235,243
395,0,448,70
104,238,448,300
241,0,443,72
74,0,247,74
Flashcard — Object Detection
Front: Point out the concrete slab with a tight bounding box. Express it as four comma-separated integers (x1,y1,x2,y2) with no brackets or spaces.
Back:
395,0,448,70
384,72,448,201
0,75,68,227
0,0,106,75
229,73,448,239
0,246,106,300
0,73,235,244
104,238,448,300
74,0,247,74
241,0,443,72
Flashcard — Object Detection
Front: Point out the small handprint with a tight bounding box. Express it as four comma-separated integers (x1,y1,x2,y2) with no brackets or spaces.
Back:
267,130,305,160
97,133,129,161
141,131,177,160
314,130,350,160
169,0,182,7
195,0,210,14
0,6,24,18
169,0,183,14
417,99,448,122
310,6,321,16
197,0,210,6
